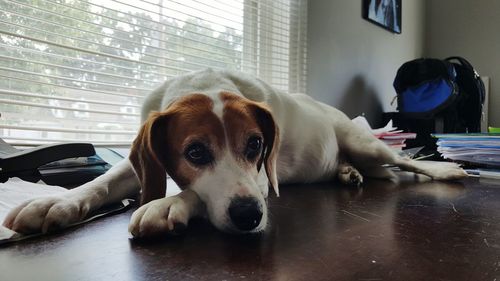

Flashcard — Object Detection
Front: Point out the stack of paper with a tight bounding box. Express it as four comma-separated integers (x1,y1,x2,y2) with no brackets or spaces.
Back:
375,131,417,150
352,116,416,150
434,133,500,167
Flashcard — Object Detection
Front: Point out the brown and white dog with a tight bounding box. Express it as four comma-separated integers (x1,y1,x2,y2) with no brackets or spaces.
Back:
3,69,468,237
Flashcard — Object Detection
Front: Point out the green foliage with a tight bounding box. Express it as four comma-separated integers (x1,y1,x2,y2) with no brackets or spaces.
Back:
0,0,244,99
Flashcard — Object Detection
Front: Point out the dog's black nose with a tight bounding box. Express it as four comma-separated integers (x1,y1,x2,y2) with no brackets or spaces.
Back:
228,197,262,231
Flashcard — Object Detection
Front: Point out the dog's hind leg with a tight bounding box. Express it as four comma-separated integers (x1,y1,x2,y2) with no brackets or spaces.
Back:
357,165,397,181
335,119,467,181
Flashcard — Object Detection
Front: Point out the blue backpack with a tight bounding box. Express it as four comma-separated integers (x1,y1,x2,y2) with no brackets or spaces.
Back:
393,57,485,133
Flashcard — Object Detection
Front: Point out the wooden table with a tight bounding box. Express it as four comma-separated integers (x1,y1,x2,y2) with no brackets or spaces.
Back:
1,176,499,281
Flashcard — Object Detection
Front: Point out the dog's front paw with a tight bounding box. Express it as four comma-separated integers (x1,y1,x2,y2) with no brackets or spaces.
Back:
128,196,191,238
2,196,89,234
338,165,363,187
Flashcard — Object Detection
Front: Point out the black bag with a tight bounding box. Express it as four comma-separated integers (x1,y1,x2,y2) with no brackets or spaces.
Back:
393,56,485,133
444,56,485,132
393,58,458,119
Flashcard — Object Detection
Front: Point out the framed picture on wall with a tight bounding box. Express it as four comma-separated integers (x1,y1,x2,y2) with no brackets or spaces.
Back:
362,0,402,34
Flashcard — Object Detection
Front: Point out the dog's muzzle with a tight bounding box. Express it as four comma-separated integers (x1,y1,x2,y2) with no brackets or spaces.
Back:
228,196,262,231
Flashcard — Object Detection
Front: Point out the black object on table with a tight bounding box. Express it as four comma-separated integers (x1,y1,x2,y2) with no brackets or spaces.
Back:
0,138,96,183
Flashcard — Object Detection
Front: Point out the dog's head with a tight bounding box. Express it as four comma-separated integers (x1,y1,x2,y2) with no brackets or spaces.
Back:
129,92,279,233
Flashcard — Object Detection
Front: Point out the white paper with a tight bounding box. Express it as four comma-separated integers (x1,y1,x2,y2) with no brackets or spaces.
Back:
351,115,397,135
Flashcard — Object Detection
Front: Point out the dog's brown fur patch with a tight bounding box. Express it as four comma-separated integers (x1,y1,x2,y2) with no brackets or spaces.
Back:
220,92,262,167
162,94,226,187
130,94,226,204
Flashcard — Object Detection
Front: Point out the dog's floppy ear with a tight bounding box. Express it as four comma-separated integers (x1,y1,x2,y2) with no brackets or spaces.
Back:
129,111,170,205
249,103,280,197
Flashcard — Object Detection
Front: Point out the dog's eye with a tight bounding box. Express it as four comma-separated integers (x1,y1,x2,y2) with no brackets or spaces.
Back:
245,136,262,160
184,143,213,166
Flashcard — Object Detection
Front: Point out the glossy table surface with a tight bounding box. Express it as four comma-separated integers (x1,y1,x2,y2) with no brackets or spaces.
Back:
1,176,500,281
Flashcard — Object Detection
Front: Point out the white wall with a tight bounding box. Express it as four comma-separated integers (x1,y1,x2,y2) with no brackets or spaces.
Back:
425,0,500,127
306,0,425,126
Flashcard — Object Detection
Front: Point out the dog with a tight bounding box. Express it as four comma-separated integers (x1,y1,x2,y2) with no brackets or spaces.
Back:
2,69,468,237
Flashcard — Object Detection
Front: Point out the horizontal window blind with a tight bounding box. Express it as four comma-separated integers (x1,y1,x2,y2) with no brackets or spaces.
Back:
0,0,308,146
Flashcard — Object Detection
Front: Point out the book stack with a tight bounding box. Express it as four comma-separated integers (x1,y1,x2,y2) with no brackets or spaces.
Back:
433,133,500,167
351,116,416,150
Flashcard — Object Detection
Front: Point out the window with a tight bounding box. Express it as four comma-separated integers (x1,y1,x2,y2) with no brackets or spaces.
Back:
72,100,90,118
0,0,308,146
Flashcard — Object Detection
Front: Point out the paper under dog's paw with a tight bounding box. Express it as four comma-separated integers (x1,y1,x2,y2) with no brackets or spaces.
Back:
2,196,88,234
128,196,190,238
